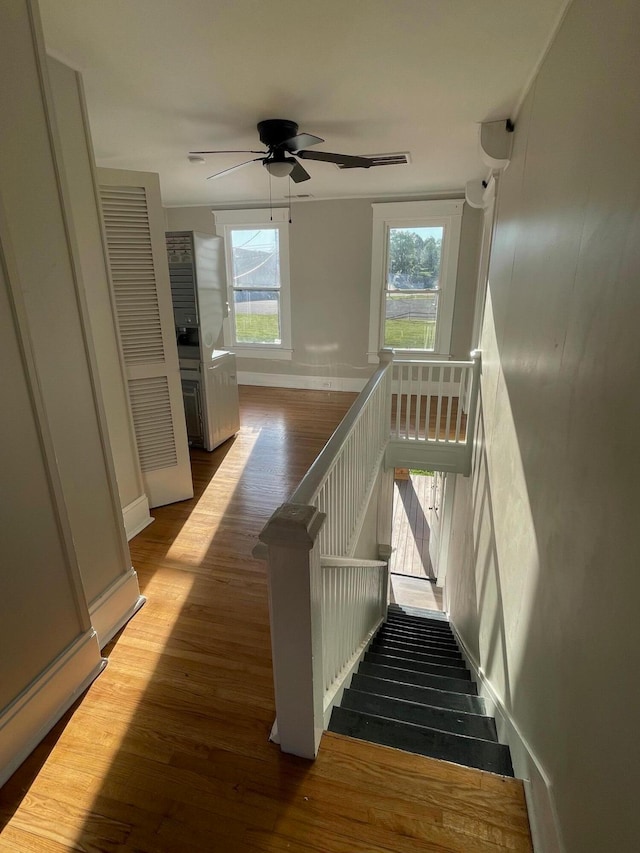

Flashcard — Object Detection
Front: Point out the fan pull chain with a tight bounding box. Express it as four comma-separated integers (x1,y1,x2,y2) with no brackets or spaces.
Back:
269,172,273,221
288,176,292,224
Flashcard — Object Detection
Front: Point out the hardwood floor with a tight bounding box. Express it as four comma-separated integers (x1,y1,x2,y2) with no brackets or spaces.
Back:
0,386,532,852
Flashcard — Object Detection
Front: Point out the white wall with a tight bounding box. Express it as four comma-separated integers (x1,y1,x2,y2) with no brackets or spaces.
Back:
0,12,130,612
165,198,481,385
47,56,146,516
46,57,151,543
0,0,103,787
446,1,640,850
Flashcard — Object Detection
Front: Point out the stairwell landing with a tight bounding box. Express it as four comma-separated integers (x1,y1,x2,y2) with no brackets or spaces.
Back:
329,603,513,777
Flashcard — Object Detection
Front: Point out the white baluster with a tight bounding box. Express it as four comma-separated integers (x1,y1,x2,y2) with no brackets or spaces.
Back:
445,364,454,442
454,365,464,443
426,365,433,442
435,364,444,442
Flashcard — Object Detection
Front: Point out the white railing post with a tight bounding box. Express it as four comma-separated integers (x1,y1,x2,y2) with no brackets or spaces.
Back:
463,350,482,475
259,503,326,759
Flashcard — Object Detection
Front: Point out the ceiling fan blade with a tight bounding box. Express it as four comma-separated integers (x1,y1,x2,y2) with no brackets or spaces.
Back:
297,150,372,168
206,158,263,180
281,133,324,153
191,149,266,155
290,159,311,183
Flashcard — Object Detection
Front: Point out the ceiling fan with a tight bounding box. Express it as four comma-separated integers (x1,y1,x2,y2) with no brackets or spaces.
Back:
190,119,373,183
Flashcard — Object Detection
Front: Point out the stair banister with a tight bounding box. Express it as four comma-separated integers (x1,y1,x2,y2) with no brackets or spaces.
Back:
259,354,393,759
289,352,393,509
259,503,326,759
259,350,482,759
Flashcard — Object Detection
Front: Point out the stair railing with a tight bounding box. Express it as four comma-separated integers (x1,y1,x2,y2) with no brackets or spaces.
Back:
258,355,394,759
320,556,388,719
257,351,482,759
288,353,393,557
387,351,481,474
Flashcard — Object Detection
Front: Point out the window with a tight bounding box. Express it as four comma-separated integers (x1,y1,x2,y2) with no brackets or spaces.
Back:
214,208,292,359
368,200,463,362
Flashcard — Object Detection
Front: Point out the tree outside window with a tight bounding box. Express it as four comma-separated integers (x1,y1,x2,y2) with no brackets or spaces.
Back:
384,226,444,350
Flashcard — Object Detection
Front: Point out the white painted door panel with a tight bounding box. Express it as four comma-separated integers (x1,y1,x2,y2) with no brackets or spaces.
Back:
98,169,193,508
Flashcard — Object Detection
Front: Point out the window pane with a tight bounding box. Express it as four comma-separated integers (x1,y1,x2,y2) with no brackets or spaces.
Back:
387,226,443,291
230,229,280,289
234,290,281,344
384,292,438,350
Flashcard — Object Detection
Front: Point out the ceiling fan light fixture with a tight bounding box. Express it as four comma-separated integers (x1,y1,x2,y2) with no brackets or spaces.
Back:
264,158,295,178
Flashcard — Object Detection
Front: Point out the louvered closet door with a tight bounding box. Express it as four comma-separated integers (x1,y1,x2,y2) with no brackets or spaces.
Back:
98,169,193,508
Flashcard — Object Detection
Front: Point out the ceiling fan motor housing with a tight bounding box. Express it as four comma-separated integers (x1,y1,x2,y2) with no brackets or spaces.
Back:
257,119,299,150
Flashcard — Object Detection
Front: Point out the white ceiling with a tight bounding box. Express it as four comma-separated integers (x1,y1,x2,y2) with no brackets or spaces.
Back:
39,0,567,207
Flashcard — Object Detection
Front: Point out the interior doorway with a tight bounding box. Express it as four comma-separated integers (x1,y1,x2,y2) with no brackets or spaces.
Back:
389,468,444,612
390,468,434,579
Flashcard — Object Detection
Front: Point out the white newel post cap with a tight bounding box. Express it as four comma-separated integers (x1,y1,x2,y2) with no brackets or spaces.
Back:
259,503,326,549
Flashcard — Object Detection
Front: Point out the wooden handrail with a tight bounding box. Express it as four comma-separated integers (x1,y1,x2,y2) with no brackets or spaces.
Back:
392,358,475,368
320,556,387,568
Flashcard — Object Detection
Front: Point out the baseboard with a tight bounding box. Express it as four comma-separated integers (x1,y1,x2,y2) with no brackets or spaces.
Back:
89,568,146,648
122,494,153,541
238,371,368,393
451,626,566,853
0,630,106,788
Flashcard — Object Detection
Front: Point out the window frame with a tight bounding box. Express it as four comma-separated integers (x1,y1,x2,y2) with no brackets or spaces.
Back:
214,208,292,360
368,200,463,363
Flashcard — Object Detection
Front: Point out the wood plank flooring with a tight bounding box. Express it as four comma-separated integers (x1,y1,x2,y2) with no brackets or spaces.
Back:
390,574,444,612
0,386,532,852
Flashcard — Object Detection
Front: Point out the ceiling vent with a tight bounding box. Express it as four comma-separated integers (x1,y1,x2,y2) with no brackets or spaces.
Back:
286,193,314,199
336,152,411,170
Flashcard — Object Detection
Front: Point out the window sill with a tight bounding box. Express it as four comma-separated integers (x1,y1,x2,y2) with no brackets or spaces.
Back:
229,346,293,361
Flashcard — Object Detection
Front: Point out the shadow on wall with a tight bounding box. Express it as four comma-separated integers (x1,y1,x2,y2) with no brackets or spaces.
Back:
468,403,513,711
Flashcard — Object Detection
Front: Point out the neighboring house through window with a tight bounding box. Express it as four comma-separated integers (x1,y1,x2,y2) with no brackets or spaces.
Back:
214,208,292,360
368,200,463,362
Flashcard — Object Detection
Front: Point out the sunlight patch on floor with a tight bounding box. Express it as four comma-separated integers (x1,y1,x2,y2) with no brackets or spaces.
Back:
165,427,262,565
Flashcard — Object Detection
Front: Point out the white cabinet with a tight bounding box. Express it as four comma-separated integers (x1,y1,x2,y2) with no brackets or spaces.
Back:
205,351,240,450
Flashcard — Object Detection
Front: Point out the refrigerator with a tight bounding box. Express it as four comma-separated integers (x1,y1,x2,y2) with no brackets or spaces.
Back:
166,231,240,451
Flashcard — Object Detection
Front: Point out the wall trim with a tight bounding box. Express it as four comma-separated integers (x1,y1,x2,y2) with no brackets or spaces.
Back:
0,629,105,788
88,568,146,648
238,371,368,393
451,626,566,853
122,494,153,541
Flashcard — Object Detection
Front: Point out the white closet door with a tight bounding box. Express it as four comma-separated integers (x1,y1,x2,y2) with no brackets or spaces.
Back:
98,169,193,508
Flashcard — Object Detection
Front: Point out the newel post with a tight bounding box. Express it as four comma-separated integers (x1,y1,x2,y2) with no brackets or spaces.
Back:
464,350,482,475
259,503,326,759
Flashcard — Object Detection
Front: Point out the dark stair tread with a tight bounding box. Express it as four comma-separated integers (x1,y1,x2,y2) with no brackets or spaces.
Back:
341,688,498,742
373,635,464,660
358,661,477,695
388,603,448,621
377,627,459,650
370,640,466,667
381,621,457,642
386,614,455,634
364,651,470,681
328,706,513,777
351,672,485,714
351,673,486,714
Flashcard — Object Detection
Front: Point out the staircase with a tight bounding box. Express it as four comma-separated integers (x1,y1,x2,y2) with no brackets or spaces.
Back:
328,603,513,777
